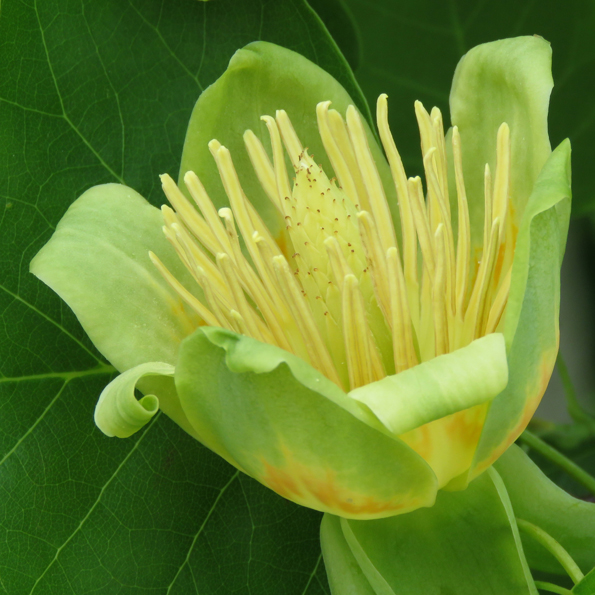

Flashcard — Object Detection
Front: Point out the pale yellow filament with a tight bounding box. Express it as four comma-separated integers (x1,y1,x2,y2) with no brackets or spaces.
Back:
342,274,386,388
152,96,514,391
377,95,419,325
272,255,343,388
452,127,470,319
242,130,280,211
316,101,362,209
386,247,417,372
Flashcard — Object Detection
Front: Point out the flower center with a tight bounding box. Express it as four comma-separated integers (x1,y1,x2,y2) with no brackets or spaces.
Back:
150,95,513,392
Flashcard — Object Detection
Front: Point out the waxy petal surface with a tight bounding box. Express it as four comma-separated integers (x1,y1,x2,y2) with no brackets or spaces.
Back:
175,327,438,519
179,41,397,238
472,141,571,477
350,333,507,436
94,361,173,438
350,333,508,487
449,36,553,248
30,183,202,438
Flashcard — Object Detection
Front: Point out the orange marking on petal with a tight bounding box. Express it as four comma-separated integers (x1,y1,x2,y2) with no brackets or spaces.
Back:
445,402,488,448
262,461,303,501
400,403,488,488
399,423,433,460
260,458,422,519
473,346,557,476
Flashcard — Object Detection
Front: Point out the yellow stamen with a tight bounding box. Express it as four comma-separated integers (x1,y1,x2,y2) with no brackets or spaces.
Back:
415,101,442,236
377,94,419,324
408,176,435,275
160,174,220,255
316,101,361,209
229,309,249,336
430,107,450,207
483,163,493,259
193,263,233,330
463,218,502,343
148,251,219,327
387,247,417,372
486,266,512,334
151,97,515,392
216,252,271,343
242,129,280,211
184,171,233,255
423,147,456,316
432,224,448,356
342,274,385,388
345,105,397,253
357,211,390,321
218,210,295,354
452,126,470,319
493,123,511,246
275,109,304,166
167,220,231,305
272,255,343,388
260,116,293,209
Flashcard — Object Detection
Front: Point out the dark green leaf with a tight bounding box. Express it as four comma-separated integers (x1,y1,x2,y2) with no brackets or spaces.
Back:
525,425,595,500
573,566,595,594
342,0,595,215
307,0,361,71
0,0,367,591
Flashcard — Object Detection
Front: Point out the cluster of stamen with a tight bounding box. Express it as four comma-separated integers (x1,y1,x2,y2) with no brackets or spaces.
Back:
150,95,513,392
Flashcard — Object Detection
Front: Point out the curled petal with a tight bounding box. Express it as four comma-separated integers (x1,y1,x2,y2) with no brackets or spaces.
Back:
95,362,174,438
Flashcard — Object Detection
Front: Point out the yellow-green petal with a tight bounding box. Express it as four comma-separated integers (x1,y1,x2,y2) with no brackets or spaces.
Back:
331,468,537,594
30,183,203,439
179,41,397,238
471,140,571,476
495,444,595,575
320,515,376,595
349,333,507,436
449,35,553,248
175,327,438,519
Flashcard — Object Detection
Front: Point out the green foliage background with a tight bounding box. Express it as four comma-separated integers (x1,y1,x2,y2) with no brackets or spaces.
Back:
1,0,594,592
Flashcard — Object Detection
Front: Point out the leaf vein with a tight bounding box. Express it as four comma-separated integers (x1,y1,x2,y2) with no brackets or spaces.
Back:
32,0,126,185
0,283,105,364
0,365,115,384
80,0,126,179
127,0,204,91
300,553,323,595
165,470,240,594
28,414,159,594
0,379,66,467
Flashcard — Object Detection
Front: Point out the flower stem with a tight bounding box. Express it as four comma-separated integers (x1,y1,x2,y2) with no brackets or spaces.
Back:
516,518,584,584
557,353,595,428
534,581,573,595
519,429,595,498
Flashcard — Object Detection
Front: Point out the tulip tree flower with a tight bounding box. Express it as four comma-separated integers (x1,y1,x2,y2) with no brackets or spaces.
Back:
31,36,569,531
